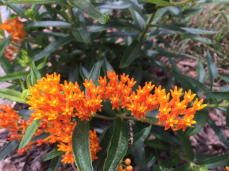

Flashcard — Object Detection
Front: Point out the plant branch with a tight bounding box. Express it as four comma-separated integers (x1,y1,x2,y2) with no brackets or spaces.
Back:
170,0,194,5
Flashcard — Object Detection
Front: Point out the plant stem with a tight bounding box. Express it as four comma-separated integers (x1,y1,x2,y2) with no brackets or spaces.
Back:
139,10,159,42
207,103,229,108
93,113,117,120
170,0,194,5
68,7,76,25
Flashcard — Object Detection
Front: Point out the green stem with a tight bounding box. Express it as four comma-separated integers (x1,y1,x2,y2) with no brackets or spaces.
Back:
170,0,194,5
93,113,117,120
139,10,159,41
207,103,229,108
68,7,76,25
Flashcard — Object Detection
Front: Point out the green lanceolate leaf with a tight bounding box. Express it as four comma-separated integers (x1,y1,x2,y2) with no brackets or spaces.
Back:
197,0,229,4
140,0,173,6
204,91,229,101
197,60,207,83
206,50,218,89
41,148,64,161
48,155,62,171
103,57,114,74
0,34,12,59
72,120,93,171
119,40,141,69
187,110,209,136
19,119,43,149
24,21,71,28
67,0,109,24
207,117,229,149
71,24,91,43
88,59,104,86
6,0,65,4
32,36,75,61
93,122,115,171
103,118,129,170
226,106,229,130
128,124,151,154
0,88,27,104
0,140,19,160
0,71,30,82
177,130,194,161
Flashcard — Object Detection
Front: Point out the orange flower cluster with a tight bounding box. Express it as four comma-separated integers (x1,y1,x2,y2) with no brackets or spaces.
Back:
117,158,133,171
27,71,206,132
98,70,206,131
26,73,101,163
0,104,100,164
0,17,26,60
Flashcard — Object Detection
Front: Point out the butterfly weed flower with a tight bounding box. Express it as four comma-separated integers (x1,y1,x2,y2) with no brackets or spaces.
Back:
0,17,26,61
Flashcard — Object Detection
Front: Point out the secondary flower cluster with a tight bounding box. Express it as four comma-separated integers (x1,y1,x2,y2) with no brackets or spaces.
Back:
0,17,26,60
0,104,101,164
117,158,133,171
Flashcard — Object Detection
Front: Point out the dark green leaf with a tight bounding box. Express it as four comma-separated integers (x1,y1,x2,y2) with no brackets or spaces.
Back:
204,91,229,101
128,124,151,154
48,155,62,171
119,40,141,68
67,0,109,24
0,55,14,74
19,119,43,149
24,21,71,28
207,117,229,148
93,122,115,171
80,64,89,80
0,34,12,59
141,0,172,6
145,139,170,150
177,130,194,161
6,0,65,4
88,59,103,86
41,148,64,161
103,118,129,171
0,140,19,160
219,74,229,83
227,106,229,130
132,146,145,168
32,36,75,61
72,120,93,171
0,88,27,104
103,57,114,74
18,109,33,120
206,50,218,89
0,71,29,82
71,24,91,43
172,163,192,171
197,60,207,83
197,0,229,4
187,110,208,136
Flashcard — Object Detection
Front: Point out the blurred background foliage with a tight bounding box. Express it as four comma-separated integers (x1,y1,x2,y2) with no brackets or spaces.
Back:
0,0,229,170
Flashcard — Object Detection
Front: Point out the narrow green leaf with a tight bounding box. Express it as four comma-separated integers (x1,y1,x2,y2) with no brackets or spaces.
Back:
93,122,115,171
207,117,229,149
130,8,146,31
72,120,93,171
32,62,41,81
7,4,25,15
226,106,229,130
119,40,141,68
128,124,151,154
172,163,192,171
181,28,220,34
32,36,75,61
19,119,43,149
187,110,208,136
103,118,129,171
177,130,194,161
6,0,65,4
0,55,14,74
207,117,229,148
80,64,89,80
0,34,12,59
67,0,109,24
88,59,103,86
71,24,91,43
132,146,145,168
0,71,30,82
48,155,62,171
197,60,207,83
0,140,19,160
206,50,218,89
204,91,229,101
0,88,27,104
41,148,64,161
24,21,71,28
145,139,170,150
141,0,173,6
197,0,229,4
219,74,229,83
103,57,114,74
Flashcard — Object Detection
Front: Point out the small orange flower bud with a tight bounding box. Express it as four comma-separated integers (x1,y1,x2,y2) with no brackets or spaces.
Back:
126,166,133,171
125,158,131,165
